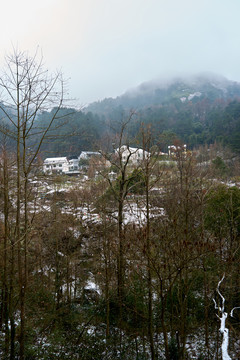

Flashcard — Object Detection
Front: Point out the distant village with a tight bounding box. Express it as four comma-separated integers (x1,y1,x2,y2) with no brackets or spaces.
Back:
43,145,187,175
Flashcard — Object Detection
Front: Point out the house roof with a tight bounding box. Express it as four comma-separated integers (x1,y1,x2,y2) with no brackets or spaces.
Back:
44,157,68,163
115,145,150,154
79,151,100,159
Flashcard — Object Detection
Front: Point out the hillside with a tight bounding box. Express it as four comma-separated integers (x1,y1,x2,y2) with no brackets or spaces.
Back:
86,73,240,114
3,73,240,157
83,73,240,153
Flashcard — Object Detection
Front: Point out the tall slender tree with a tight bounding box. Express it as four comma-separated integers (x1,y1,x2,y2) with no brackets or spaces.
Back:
0,48,66,359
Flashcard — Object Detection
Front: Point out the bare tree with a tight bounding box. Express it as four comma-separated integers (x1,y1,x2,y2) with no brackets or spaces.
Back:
97,112,146,351
137,125,161,360
0,135,15,358
0,48,66,359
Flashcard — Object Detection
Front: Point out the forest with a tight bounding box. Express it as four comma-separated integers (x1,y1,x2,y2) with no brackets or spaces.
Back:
0,52,240,360
30,94,240,159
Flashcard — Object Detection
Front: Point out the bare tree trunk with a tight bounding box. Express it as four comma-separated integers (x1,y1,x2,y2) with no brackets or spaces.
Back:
118,193,124,316
145,169,155,360
1,144,10,356
0,49,66,359
15,88,25,359
140,125,157,360
203,265,210,353
103,215,110,339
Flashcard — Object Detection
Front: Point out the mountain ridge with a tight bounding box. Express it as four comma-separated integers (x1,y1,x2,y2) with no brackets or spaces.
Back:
86,73,240,115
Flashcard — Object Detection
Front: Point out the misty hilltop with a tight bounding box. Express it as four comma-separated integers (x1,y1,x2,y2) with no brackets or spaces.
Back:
86,73,240,114
5,72,240,158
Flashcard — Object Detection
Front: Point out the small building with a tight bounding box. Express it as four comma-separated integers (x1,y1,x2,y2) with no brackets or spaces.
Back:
79,151,101,160
115,145,150,165
43,157,69,174
43,157,80,175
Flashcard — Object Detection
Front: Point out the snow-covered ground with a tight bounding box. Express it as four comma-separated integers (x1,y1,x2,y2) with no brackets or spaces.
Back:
22,178,166,227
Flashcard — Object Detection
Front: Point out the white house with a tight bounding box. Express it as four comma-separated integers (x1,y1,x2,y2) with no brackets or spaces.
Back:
43,157,80,175
43,157,69,174
79,151,100,160
115,145,150,165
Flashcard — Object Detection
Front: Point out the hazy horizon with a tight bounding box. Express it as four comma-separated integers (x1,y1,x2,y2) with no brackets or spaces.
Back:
1,0,240,106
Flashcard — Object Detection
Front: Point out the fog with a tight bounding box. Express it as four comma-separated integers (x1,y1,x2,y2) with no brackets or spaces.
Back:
0,0,240,105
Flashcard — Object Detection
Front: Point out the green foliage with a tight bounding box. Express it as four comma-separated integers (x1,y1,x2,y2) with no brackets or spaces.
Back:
123,276,148,331
127,168,146,195
212,156,227,176
79,158,89,166
168,337,179,360
204,184,240,239
96,168,146,209
32,108,105,157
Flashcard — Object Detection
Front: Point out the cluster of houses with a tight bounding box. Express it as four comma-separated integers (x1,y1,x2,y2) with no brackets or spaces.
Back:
43,146,152,175
43,151,99,175
43,144,187,175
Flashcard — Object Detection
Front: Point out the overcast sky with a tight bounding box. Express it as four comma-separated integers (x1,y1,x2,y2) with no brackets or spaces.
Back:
1,0,240,105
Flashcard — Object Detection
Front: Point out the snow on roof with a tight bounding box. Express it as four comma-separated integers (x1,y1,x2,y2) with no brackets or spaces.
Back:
79,151,100,159
115,145,149,154
44,157,68,163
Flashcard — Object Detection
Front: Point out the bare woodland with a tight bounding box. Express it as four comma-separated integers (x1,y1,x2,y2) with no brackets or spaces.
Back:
0,50,240,360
